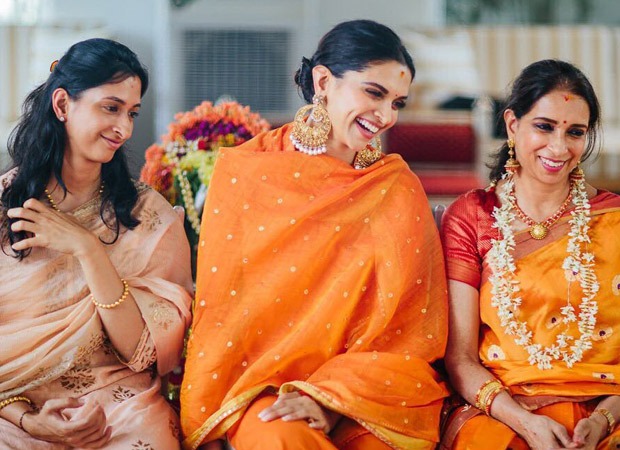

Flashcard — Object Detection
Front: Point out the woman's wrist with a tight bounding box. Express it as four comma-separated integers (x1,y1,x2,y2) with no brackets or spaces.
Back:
73,232,102,259
494,402,533,436
20,409,36,435
590,410,612,437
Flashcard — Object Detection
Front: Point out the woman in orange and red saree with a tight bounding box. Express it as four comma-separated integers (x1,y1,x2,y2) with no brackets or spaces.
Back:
441,59,620,450
181,20,448,450
0,39,193,449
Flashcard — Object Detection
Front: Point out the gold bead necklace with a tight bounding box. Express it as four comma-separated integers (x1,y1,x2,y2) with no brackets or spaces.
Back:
44,183,105,212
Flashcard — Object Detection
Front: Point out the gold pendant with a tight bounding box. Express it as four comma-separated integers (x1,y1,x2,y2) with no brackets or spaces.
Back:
529,224,548,240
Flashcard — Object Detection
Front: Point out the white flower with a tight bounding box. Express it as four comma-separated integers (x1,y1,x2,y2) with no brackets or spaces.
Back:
488,177,598,370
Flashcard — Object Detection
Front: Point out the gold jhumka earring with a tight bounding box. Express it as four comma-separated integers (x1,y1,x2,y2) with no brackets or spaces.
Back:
353,137,383,170
570,162,585,181
290,94,331,155
504,138,520,175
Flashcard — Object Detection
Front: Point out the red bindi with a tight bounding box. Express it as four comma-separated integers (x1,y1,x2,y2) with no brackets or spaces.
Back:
564,94,571,102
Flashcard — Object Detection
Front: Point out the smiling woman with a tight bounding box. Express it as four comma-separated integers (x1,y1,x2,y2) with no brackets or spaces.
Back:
0,38,193,449
181,20,448,450
441,60,620,450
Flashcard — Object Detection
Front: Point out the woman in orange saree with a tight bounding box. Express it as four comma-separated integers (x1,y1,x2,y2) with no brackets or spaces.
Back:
181,20,448,450
441,59,620,449
0,39,192,449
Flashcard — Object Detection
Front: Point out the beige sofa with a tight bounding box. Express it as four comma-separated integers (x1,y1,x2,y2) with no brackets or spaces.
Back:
402,25,620,192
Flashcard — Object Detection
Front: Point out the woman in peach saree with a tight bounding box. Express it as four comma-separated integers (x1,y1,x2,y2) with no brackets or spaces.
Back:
0,39,192,449
181,20,448,450
441,59,620,449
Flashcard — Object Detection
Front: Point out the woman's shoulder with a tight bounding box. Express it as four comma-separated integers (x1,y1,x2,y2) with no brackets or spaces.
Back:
133,180,179,220
446,186,497,217
225,124,291,154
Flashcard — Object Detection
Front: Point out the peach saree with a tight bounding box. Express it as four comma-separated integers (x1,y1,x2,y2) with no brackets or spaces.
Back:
181,124,449,450
0,171,193,449
441,188,620,449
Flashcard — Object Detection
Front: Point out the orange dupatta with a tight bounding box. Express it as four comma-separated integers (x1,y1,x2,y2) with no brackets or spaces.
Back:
181,124,448,449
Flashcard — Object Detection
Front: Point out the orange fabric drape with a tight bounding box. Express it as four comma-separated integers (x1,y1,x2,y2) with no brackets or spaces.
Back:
228,395,394,450
181,124,448,450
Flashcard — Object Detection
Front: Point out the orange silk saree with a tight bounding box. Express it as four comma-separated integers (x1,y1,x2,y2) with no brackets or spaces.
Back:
442,188,620,449
181,124,449,449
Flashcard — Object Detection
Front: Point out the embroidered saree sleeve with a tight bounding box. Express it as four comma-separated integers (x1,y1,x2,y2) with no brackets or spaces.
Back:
181,124,449,450
0,173,193,449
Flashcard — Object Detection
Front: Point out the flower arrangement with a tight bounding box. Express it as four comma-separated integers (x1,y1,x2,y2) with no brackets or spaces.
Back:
140,101,271,258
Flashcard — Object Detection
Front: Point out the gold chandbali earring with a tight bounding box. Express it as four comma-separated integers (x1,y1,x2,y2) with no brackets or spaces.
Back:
504,138,520,175
290,94,331,155
570,162,585,181
353,136,383,169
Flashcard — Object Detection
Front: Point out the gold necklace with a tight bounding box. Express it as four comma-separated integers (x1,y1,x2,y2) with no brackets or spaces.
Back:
44,183,105,212
511,182,573,240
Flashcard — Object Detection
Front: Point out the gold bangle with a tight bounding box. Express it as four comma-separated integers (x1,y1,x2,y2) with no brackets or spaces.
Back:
91,279,129,309
475,379,506,414
593,408,615,435
0,396,32,412
484,385,507,416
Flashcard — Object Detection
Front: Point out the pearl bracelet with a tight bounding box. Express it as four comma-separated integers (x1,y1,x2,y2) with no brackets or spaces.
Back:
91,279,129,309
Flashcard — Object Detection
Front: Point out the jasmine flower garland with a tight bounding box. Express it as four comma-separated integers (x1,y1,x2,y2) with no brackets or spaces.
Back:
488,175,599,370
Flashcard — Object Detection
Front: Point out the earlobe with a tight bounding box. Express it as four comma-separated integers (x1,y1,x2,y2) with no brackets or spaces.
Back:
51,88,69,121
311,65,332,98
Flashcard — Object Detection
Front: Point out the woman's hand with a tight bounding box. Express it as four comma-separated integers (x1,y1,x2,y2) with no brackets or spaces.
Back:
517,412,576,450
7,198,99,257
562,414,608,450
21,398,111,448
258,392,340,434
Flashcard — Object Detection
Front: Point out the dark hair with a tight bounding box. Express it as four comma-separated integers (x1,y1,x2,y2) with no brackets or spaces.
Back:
1,38,149,258
489,59,601,182
294,20,415,103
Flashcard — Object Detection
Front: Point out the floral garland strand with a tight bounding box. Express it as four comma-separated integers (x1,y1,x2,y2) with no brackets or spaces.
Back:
488,176,599,370
166,139,203,235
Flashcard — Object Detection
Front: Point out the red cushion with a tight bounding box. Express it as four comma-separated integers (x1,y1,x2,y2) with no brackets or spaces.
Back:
386,123,475,164
416,170,482,196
